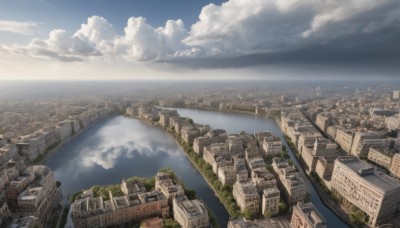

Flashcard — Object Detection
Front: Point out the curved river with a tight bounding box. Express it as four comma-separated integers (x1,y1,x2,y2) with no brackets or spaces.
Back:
47,108,347,227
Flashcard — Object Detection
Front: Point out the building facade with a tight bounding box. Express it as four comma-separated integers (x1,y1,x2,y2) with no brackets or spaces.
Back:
331,156,400,227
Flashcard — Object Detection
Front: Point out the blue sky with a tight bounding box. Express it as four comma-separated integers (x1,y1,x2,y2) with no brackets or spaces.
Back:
0,0,399,80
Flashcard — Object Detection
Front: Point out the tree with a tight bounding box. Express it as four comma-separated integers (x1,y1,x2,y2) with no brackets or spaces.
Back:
304,193,311,203
163,218,181,228
213,180,222,191
279,201,287,214
287,160,294,166
244,209,256,220
264,209,272,218
185,189,197,200
221,184,232,192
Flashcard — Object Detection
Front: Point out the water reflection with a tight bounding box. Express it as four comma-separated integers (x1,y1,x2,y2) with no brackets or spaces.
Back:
47,116,184,192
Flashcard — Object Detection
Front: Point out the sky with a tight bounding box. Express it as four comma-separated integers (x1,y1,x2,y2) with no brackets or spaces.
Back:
0,0,399,80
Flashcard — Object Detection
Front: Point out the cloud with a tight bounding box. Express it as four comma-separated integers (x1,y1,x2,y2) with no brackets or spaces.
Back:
1,0,399,68
0,20,38,35
115,17,187,61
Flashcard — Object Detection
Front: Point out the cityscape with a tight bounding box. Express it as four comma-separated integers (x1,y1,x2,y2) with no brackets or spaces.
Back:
1,0,400,228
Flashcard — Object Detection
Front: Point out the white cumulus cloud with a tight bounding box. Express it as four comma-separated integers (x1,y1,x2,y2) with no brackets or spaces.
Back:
115,17,187,61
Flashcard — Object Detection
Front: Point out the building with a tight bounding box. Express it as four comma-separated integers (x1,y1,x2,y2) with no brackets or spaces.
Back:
301,139,338,172
71,189,169,228
331,156,400,227
290,202,327,228
262,187,280,216
217,166,237,185
16,134,47,162
262,136,282,157
272,158,306,204
155,172,185,206
181,126,200,144
228,218,292,228
8,216,40,228
121,178,146,197
350,131,388,158
393,91,400,100
17,166,58,225
385,115,400,131
232,181,260,214
0,202,11,227
193,136,212,155
315,156,336,181
172,195,209,228
315,114,330,132
54,120,72,141
389,154,400,179
251,168,277,193
158,109,178,126
367,147,393,169
334,128,354,153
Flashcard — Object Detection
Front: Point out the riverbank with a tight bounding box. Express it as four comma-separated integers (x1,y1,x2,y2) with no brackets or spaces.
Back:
277,119,353,227
128,116,237,218
34,114,113,165
126,115,228,226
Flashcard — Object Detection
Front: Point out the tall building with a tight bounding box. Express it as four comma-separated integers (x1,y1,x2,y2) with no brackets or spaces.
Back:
331,156,400,227
290,202,327,228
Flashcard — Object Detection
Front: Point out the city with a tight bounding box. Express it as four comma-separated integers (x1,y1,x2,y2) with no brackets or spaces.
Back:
1,0,400,227
0,82,400,228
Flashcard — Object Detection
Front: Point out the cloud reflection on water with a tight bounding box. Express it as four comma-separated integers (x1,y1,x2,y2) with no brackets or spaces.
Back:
61,117,183,177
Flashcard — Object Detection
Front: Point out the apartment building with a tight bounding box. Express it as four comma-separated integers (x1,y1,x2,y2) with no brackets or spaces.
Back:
331,156,400,227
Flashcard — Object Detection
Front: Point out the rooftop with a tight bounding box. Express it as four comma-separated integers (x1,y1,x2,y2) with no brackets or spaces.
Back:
337,156,400,192
295,202,326,227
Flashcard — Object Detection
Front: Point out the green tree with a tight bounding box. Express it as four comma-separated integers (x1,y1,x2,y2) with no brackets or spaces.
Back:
244,209,256,220
163,218,181,228
213,180,222,191
184,189,197,200
264,209,272,218
279,201,288,214
304,193,311,203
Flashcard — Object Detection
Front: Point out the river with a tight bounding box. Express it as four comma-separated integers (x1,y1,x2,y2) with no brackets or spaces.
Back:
46,115,230,226
47,108,348,227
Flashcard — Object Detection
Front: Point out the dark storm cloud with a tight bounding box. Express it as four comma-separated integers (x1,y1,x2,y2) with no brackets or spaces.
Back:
167,28,400,70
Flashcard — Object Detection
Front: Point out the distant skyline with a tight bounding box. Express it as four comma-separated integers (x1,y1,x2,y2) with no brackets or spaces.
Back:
0,0,399,80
